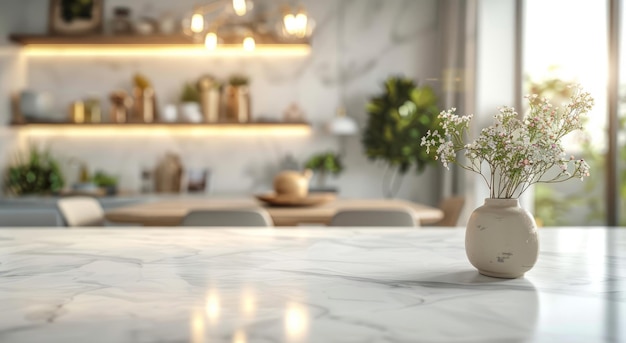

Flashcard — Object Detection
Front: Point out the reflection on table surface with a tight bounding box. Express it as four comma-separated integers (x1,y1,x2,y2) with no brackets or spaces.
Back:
0,227,623,343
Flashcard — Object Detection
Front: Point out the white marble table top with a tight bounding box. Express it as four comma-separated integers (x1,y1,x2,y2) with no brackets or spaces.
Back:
0,227,624,343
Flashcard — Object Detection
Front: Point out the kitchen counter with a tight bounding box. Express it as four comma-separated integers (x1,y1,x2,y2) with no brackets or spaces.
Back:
0,227,624,342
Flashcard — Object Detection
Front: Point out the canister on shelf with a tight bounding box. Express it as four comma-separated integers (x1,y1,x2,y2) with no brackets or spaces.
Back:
197,75,221,123
69,101,85,123
154,153,183,193
109,90,132,123
131,74,158,123
132,86,156,123
224,85,250,123
84,97,102,123
111,7,133,35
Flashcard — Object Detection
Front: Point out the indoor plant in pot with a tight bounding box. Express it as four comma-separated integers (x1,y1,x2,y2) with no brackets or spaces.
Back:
421,84,593,278
362,76,440,198
304,151,343,192
179,82,202,123
224,75,251,123
4,148,65,196
92,170,118,196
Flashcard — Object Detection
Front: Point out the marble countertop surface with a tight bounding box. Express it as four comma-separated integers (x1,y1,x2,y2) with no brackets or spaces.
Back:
0,227,624,343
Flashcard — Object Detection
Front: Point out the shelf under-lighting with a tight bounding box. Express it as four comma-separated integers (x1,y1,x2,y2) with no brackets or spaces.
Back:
9,34,311,57
13,122,312,137
22,44,311,57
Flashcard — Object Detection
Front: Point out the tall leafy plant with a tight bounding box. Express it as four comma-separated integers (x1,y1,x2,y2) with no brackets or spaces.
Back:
362,76,440,197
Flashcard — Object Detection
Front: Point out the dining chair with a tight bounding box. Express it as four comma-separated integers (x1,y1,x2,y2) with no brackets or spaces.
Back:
0,209,63,227
180,208,274,227
57,196,105,227
435,196,466,227
329,208,419,227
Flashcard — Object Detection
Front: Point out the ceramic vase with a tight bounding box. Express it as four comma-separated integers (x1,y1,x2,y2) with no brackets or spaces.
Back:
465,198,539,279
180,102,202,123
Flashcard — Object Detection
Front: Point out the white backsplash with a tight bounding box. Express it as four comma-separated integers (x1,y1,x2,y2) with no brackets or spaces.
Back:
0,0,441,203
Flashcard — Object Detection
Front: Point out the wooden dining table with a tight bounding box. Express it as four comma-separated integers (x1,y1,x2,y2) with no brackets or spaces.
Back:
105,197,445,226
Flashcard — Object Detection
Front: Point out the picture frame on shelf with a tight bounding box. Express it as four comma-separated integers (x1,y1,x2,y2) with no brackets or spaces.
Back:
48,0,104,35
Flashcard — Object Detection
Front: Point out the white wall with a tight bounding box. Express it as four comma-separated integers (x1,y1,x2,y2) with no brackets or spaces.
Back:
0,1,29,171
469,0,519,214
0,0,442,203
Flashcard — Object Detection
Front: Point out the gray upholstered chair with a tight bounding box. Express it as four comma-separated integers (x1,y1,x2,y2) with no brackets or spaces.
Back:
57,196,105,227
329,208,419,227
0,209,63,227
180,208,274,227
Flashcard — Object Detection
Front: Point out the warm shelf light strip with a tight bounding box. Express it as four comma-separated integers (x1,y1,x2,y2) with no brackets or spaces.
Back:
19,124,312,137
23,45,311,57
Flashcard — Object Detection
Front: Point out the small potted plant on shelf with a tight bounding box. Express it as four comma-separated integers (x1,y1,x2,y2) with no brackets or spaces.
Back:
304,152,343,192
4,148,65,196
179,82,202,123
224,75,251,123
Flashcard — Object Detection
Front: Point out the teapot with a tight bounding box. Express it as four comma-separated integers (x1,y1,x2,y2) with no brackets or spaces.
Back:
273,169,312,198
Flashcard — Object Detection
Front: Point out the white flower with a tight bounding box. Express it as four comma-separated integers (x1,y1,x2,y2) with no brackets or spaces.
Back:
420,84,594,198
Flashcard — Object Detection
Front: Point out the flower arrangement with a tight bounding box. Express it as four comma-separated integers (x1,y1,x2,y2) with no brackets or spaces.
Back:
421,85,594,199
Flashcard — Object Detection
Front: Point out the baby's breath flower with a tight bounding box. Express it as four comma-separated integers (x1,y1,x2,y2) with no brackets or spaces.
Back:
420,85,594,198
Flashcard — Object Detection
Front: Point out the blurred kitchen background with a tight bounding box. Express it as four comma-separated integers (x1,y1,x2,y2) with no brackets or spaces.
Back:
0,0,623,226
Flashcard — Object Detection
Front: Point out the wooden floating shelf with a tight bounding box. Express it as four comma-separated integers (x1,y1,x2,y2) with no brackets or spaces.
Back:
9,34,311,56
9,33,309,46
11,122,313,136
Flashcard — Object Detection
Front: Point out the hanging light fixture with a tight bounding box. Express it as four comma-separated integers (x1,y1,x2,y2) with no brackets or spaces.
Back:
232,0,247,16
190,13,205,33
282,3,315,39
183,0,315,52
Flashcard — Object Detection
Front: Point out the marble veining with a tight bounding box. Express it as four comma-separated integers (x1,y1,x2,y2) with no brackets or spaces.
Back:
0,227,624,343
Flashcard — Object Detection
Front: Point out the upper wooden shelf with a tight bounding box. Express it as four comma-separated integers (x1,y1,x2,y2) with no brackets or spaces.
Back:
9,33,309,46
8,34,311,56
10,34,198,46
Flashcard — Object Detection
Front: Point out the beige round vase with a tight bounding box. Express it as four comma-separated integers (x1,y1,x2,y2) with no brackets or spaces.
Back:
465,198,539,279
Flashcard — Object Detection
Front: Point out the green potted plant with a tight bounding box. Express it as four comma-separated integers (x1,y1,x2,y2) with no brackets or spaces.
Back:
362,76,440,198
225,74,251,122
4,148,65,196
304,152,343,192
179,82,202,122
92,170,118,196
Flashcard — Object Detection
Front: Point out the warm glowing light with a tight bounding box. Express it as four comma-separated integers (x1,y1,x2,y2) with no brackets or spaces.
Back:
232,330,247,343
22,45,310,57
190,13,205,33
205,292,221,324
241,289,256,317
285,302,309,340
243,36,255,51
283,11,308,38
204,32,218,50
283,14,296,34
18,123,312,137
232,0,247,16
190,310,206,343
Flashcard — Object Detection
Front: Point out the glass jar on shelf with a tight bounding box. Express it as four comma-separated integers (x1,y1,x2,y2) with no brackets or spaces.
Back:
111,7,133,35
83,97,101,123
